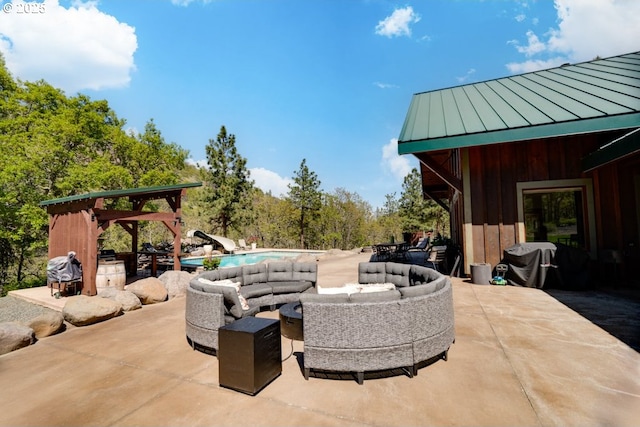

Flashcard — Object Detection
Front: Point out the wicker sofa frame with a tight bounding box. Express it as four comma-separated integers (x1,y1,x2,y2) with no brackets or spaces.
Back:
185,261,317,352
299,262,455,384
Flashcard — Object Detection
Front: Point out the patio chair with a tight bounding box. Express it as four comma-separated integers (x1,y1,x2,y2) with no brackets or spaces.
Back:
374,244,392,261
408,237,430,252
238,239,248,250
391,242,410,263
425,246,447,272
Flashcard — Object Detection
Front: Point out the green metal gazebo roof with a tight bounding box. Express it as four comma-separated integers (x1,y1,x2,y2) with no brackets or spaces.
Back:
398,51,640,155
40,182,202,207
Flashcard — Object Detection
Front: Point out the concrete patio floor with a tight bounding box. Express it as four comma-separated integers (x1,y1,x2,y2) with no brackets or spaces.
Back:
2,251,639,426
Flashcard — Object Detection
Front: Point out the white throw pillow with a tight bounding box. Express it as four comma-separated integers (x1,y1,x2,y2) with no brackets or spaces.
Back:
358,283,396,293
197,278,250,310
317,285,354,295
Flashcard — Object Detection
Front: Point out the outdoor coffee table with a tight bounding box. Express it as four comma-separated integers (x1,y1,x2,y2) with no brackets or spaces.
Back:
279,302,303,341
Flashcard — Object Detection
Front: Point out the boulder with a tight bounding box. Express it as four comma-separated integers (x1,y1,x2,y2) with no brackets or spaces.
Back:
63,295,123,327
317,249,352,260
190,248,205,257
98,288,142,312
26,311,64,338
0,322,35,355
126,277,168,304
157,270,194,298
295,254,320,263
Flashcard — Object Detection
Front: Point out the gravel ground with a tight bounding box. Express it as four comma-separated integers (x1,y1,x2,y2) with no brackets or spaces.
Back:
0,296,58,324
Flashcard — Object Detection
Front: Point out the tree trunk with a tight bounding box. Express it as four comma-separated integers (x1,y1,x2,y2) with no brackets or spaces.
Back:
300,210,305,249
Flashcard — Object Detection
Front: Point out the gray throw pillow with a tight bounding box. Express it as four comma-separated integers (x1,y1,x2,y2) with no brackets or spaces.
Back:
398,282,438,298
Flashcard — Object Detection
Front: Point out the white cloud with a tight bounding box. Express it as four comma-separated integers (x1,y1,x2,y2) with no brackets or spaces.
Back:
0,0,137,93
381,138,412,181
506,57,568,74
507,0,640,73
375,6,421,38
249,167,292,197
456,68,476,84
374,81,399,89
515,14,526,22
186,158,209,169
185,161,292,197
511,30,547,57
170,0,213,6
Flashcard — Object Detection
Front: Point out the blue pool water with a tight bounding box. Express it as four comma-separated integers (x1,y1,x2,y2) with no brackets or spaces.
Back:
180,250,323,268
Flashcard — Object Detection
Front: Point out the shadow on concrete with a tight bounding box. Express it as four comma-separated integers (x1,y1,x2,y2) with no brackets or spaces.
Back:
545,287,640,352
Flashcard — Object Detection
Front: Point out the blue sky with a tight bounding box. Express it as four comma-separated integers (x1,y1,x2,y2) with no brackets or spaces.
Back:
1,0,639,209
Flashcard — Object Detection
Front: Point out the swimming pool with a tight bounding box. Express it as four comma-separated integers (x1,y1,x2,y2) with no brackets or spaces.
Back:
180,250,323,268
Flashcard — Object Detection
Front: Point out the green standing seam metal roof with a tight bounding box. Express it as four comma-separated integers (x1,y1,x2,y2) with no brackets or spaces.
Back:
39,182,203,207
397,51,640,155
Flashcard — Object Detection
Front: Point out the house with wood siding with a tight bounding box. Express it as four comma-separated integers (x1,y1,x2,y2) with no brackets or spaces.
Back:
397,51,640,282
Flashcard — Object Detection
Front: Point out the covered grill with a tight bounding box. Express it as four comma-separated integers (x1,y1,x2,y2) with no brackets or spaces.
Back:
47,251,83,297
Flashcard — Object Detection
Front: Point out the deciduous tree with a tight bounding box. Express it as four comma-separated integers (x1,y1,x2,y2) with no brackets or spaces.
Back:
0,54,188,287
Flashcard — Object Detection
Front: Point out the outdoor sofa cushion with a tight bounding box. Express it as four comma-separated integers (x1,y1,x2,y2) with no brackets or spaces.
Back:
239,283,272,299
358,262,386,284
398,279,445,298
242,263,268,286
215,266,243,283
383,262,411,287
267,261,294,281
292,262,318,285
270,281,314,294
409,264,442,285
194,279,256,319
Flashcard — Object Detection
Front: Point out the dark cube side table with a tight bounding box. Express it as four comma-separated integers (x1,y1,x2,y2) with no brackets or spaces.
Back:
218,317,281,395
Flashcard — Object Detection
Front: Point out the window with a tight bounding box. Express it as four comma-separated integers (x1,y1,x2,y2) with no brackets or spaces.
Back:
523,190,584,245
517,179,596,258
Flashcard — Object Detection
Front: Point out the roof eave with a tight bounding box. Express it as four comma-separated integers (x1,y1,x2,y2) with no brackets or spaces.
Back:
398,113,640,155
39,182,203,207
582,127,640,172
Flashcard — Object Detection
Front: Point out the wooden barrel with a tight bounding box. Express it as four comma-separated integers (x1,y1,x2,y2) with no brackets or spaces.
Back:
96,261,126,291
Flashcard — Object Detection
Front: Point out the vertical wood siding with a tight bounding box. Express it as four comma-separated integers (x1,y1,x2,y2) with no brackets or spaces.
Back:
463,133,605,268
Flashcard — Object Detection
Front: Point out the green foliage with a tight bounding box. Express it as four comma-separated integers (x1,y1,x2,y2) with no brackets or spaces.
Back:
0,55,189,286
245,189,297,248
1,275,46,298
204,125,254,237
287,159,322,249
317,189,371,250
202,257,221,271
0,52,456,289
398,168,448,236
374,192,402,243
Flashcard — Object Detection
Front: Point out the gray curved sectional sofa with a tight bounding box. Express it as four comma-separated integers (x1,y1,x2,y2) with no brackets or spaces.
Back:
299,262,455,384
185,261,317,351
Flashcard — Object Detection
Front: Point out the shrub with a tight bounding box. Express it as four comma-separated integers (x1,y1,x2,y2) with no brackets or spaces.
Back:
202,257,221,271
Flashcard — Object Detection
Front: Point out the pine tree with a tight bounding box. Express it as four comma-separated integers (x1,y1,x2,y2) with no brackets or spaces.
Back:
287,159,322,249
204,125,254,237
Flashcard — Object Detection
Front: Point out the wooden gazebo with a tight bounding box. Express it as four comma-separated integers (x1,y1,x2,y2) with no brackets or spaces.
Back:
40,182,202,296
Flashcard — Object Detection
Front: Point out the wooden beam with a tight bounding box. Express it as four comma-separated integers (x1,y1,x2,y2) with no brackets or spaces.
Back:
416,153,463,193
94,209,177,222
423,189,450,212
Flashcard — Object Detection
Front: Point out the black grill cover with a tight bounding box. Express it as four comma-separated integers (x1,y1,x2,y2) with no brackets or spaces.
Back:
47,251,83,283
502,242,590,289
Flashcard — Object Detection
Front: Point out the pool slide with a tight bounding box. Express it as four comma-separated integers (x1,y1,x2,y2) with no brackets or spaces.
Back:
186,230,238,253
